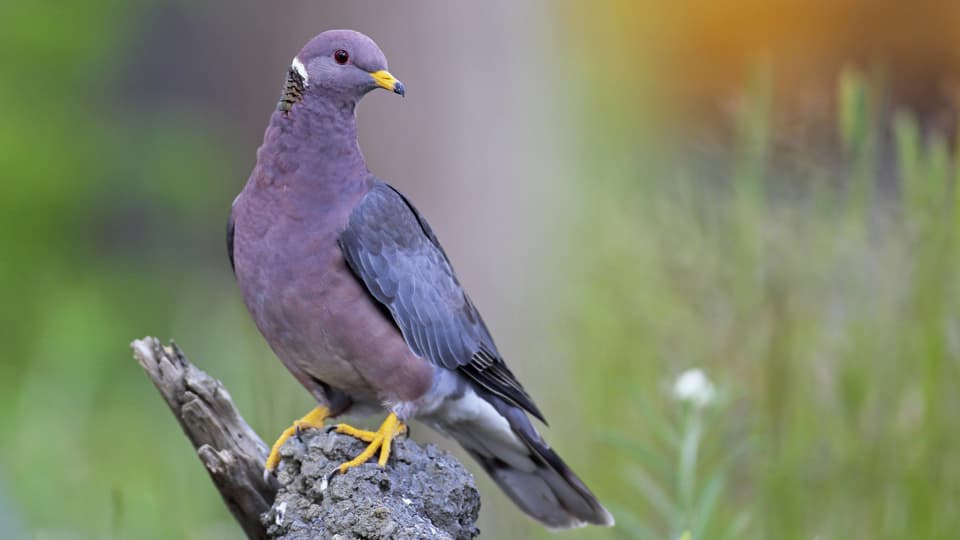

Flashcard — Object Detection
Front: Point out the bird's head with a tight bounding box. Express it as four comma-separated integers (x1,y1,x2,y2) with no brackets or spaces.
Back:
279,30,404,113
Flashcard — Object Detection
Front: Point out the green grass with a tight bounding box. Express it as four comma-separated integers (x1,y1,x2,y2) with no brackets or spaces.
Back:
549,70,960,539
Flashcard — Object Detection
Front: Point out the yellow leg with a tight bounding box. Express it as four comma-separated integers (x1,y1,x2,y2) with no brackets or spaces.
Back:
331,413,406,473
264,405,329,474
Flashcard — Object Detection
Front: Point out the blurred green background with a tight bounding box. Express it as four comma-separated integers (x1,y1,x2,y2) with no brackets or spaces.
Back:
2,1,959,539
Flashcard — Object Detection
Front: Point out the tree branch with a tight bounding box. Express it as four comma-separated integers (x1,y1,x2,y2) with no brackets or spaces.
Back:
131,337,277,539
131,336,480,540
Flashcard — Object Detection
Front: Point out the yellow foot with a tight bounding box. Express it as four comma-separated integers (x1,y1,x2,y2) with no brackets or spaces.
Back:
322,413,406,488
264,405,329,478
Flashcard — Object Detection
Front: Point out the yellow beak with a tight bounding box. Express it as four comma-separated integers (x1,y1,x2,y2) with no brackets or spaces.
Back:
370,70,405,96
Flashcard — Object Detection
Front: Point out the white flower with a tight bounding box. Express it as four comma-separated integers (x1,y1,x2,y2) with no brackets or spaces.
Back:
672,368,716,408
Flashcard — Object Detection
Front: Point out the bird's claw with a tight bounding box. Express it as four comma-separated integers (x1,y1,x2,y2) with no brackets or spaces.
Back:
264,405,330,475
321,413,406,489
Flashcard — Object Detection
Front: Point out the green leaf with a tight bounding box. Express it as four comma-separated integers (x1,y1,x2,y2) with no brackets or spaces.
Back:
628,465,682,526
693,469,725,535
606,502,661,540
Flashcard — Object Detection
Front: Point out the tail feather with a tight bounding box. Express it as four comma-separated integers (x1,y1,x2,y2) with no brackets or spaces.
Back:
433,386,614,529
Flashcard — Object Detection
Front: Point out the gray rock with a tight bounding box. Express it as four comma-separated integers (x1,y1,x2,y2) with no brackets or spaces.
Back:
262,429,480,540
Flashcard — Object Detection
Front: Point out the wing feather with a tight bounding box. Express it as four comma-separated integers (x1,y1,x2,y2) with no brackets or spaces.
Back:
339,182,545,422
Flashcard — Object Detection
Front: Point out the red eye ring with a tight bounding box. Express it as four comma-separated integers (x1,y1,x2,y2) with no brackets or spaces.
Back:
334,49,349,64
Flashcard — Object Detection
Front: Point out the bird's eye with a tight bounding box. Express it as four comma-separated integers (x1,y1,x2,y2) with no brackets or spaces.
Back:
334,49,349,65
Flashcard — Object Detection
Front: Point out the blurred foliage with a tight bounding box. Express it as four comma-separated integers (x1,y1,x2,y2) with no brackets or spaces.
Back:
553,68,960,539
0,1,306,538
2,2,960,539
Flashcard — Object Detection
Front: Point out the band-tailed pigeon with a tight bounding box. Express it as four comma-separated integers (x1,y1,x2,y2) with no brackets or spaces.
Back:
229,29,613,529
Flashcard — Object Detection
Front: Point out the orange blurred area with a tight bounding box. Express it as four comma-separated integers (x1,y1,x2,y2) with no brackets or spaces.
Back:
565,1,960,133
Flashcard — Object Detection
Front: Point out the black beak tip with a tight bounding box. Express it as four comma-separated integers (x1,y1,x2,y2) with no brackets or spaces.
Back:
394,82,406,97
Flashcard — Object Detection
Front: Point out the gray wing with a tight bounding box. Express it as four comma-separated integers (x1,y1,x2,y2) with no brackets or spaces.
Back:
338,181,545,422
